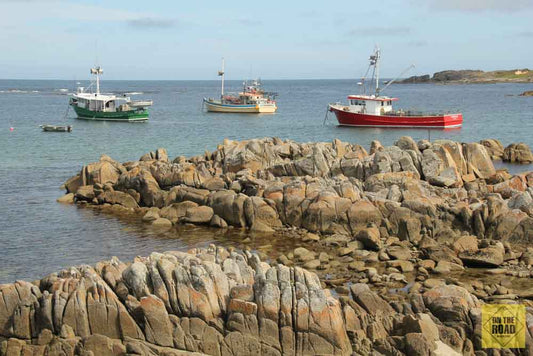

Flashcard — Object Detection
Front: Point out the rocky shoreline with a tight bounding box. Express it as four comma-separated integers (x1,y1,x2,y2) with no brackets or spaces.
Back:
3,136,533,355
399,69,533,84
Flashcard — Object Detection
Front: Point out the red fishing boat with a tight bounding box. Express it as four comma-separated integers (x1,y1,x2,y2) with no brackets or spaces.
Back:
328,48,463,128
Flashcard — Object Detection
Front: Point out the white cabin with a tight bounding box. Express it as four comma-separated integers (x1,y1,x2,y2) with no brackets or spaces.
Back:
71,91,129,112
346,95,398,115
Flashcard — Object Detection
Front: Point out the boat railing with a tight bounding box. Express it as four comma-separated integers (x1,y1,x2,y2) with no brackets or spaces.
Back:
389,109,459,116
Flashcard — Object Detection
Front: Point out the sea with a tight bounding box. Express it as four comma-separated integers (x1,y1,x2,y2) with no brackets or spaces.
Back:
1,79,532,284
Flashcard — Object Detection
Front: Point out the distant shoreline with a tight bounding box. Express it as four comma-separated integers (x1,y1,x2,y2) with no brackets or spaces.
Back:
398,69,533,84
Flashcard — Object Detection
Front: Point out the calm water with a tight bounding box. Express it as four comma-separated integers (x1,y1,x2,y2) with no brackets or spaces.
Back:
1,79,532,283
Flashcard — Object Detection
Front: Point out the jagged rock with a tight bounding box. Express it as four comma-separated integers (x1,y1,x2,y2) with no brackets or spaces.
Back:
62,137,524,242
1,249,354,355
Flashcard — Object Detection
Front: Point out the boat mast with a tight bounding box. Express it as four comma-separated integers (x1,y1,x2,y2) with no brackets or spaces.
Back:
218,58,225,99
372,47,381,96
90,66,103,94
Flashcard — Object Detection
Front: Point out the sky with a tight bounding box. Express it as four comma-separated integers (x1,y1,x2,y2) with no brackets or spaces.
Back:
1,0,532,80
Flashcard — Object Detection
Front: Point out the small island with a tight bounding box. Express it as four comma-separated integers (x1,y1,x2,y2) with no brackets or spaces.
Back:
399,68,533,84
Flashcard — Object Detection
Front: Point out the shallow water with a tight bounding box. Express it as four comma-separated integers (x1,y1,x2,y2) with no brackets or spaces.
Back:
1,79,532,283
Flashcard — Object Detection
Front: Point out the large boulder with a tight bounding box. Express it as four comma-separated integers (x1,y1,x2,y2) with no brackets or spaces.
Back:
423,285,480,326
81,154,126,186
463,143,496,179
97,190,139,209
503,143,533,163
480,139,504,160
459,245,504,267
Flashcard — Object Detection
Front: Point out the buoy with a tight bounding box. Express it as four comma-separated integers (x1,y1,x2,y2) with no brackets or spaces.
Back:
9,127,14,131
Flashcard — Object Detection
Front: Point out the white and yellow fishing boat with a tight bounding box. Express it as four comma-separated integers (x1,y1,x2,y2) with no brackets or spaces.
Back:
203,59,277,113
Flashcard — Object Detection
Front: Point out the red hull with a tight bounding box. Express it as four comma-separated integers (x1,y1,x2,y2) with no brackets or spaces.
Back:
330,106,463,128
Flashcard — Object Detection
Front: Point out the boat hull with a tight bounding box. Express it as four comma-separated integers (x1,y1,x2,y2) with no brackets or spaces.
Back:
329,105,462,128
40,125,72,132
72,105,149,122
203,99,277,113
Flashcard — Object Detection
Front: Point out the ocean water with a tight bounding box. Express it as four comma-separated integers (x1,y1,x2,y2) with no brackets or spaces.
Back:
1,79,532,283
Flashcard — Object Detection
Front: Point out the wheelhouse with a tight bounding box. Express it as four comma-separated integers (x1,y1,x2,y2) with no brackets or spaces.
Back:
346,95,398,115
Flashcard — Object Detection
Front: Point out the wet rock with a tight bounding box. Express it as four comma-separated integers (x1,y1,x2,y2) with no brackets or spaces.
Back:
182,206,214,224
98,190,139,209
151,217,173,227
57,193,75,204
142,208,160,222
209,214,228,228
160,201,198,223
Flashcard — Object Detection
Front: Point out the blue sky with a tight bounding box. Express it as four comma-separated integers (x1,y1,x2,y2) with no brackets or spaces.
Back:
1,0,532,80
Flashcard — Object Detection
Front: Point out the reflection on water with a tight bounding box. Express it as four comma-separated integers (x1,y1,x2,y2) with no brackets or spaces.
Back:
0,203,303,284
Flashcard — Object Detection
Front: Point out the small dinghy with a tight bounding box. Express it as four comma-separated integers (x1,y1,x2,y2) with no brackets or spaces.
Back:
40,125,72,132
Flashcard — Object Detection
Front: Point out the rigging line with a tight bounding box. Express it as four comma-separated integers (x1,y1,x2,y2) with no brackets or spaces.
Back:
323,106,330,126
63,102,70,121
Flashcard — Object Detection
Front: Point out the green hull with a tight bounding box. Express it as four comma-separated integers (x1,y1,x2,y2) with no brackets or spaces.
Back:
72,105,149,122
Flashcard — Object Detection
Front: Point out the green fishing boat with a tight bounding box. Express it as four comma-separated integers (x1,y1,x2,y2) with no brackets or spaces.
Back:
69,66,153,122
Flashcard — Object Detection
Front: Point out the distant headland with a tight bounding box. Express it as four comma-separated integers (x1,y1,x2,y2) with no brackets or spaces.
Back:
399,68,533,84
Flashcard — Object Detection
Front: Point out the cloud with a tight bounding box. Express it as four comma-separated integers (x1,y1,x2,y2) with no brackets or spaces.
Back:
127,17,176,29
421,0,533,12
347,26,411,37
